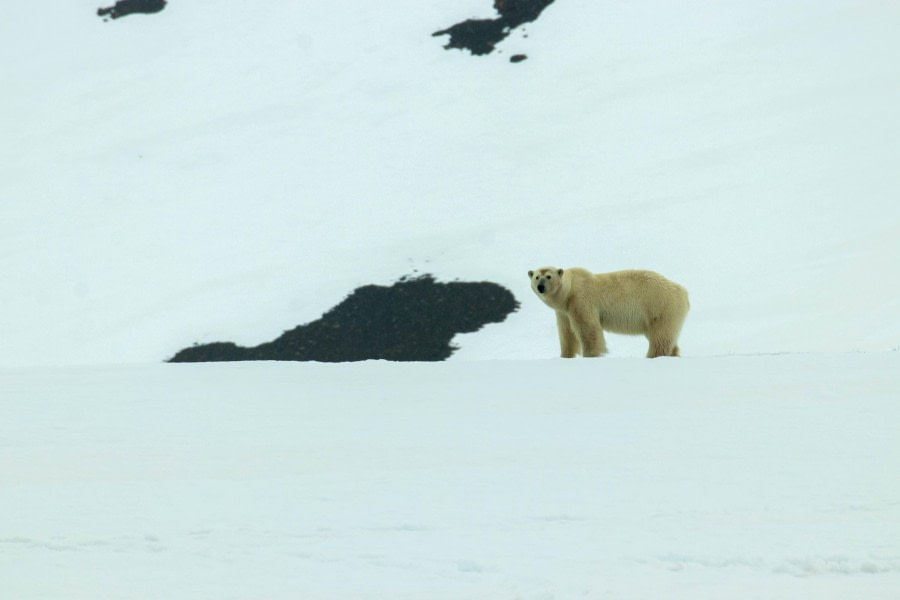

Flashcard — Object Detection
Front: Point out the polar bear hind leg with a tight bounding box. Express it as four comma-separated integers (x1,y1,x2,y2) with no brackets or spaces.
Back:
645,311,686,358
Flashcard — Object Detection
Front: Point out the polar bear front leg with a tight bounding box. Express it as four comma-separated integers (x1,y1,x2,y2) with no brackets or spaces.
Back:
556,311,581,358
570,308,607,357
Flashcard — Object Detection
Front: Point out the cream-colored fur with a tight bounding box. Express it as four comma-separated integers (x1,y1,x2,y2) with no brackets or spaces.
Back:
528,266,690,358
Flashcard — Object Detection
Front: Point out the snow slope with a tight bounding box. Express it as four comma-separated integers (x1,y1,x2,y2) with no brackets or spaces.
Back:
1,2,899,598
2,354,899,599
1,1,898,365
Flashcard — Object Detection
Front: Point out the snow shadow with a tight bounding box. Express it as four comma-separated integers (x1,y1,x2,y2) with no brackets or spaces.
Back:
168,275,519,363
433,0,555,56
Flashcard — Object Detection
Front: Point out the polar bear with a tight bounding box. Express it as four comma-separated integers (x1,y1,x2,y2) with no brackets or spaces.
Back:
528,266,689,358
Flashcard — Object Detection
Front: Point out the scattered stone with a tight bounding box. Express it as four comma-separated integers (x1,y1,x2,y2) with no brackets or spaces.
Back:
168,275,519,363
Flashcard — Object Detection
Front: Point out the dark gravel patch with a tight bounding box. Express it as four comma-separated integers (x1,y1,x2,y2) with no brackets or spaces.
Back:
98,0,166,20
433,0,555,56
168,275,519,363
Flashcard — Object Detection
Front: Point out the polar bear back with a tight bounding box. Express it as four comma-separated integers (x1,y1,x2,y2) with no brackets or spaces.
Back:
565,268,689,335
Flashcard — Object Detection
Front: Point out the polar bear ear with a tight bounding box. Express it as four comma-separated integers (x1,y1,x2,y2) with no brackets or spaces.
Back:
557,269,564,276
528,270,534,278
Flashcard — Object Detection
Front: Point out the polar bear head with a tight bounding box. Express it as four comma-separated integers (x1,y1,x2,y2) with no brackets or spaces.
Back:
528,267,564,296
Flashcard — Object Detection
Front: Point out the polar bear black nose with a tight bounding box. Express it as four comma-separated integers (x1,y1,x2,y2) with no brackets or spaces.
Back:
537,284,546,293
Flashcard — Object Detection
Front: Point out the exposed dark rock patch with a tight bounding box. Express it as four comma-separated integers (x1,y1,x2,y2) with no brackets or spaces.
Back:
169,275,519,363
510,54,528,63
433,19,507,56
494,0,555,26
98,0,166,20
433,0,555,56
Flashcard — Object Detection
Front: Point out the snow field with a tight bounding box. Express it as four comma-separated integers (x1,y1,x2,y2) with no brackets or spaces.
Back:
1,1,899,597
2,353,898,599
